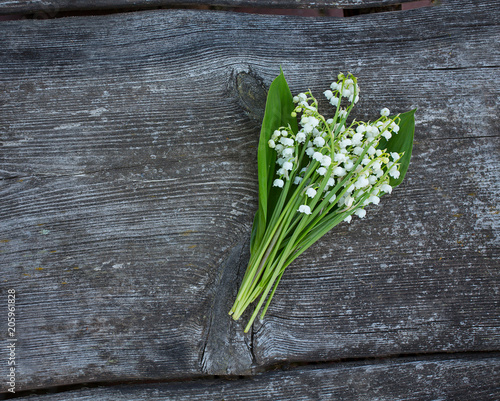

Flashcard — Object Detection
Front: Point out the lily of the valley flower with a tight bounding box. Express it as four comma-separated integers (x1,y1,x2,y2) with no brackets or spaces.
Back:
298,205,312,214
230,71,412,333
268,74,403,223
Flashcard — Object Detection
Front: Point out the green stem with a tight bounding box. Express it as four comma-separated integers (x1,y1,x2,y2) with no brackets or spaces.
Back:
231,189,302,319
260,268,285,320
243,207,313,332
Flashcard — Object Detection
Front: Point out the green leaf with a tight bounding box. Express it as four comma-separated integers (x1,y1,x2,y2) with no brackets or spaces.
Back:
250,69,298,253
377,108,416,187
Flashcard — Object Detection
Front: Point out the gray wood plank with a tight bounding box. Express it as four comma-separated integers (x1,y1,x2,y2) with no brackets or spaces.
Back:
253,134,500,365
1,0,499,393
0,0,417,16
11,355,500,400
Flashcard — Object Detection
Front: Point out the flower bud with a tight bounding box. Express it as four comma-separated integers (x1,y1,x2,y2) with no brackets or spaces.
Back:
355,208,367,218
306,188,317,198
298,205,312,214
273,179,284,188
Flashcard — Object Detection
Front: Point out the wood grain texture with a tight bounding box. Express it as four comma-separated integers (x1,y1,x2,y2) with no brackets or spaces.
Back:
11,355,500,400
0,0,499,393
0,0,417,15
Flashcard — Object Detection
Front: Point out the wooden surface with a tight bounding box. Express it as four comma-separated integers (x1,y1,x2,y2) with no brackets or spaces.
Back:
0,0,416,15
7,355,500,400
1,0,499,398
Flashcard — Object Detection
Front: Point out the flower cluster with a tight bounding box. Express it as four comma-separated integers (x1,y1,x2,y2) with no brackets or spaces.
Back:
269,73,402,222
230,70,414,332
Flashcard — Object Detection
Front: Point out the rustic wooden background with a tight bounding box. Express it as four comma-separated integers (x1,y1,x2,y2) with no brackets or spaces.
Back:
1,0,499,399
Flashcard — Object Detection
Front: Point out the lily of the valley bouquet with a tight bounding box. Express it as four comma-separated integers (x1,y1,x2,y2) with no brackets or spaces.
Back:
230,70,415,332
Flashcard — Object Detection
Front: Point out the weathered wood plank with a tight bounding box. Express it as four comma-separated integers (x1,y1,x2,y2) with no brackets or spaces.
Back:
12,355,500,400
0,0,499,393
0,0,418,16
3,137,495,390
1,173,255,387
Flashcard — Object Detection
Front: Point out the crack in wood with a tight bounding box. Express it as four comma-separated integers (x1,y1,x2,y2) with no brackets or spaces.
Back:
429,65,500,71
0,164,147,180
199,237,254,375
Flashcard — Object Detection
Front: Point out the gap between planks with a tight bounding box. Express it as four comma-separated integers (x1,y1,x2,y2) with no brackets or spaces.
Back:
0,0,435,21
